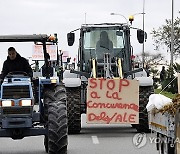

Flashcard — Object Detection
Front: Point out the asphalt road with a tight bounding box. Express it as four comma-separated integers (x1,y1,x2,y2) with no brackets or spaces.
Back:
0,114,158,154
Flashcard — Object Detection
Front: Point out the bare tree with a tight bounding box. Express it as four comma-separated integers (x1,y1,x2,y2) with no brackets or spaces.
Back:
151,11,180,58
134,51,165,67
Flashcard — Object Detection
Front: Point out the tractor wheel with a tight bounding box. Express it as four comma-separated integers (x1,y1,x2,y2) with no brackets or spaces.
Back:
66,87,81,134
44,135,48,153
175,108,180,154
43,85,68,154
158,134,174,154
132,86,154,133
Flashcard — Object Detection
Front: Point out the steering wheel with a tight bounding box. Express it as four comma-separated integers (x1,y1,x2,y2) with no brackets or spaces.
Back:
7,71,28,76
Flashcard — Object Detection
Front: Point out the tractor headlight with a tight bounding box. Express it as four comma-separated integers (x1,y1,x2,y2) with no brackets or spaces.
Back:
1,100,14,107
19,100,32,106
51,79,57,84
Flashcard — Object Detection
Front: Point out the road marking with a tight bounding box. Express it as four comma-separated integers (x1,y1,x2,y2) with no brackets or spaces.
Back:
92,136,99,144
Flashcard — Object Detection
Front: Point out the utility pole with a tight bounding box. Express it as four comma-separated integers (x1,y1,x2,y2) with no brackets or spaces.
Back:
85,13,87,24
170,0,174,66
142,0,145,68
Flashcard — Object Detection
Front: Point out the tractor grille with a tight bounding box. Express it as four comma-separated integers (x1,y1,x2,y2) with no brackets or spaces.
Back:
3,107,31,115
2,85,30,99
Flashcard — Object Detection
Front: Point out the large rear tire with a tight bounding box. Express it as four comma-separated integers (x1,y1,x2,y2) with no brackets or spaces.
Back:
158,134,174,154
133,86,154,133
43,85,68,154
175,108,180,154
66,87,81,134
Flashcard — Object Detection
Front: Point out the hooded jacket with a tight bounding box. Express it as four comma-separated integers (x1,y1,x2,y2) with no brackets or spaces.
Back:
1,53,32,79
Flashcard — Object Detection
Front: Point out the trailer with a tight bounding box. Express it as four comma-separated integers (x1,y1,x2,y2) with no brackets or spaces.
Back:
148,73,180,154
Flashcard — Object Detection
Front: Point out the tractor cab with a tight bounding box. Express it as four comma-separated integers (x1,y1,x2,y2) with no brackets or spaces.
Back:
65,23,153,134
68,23,145,78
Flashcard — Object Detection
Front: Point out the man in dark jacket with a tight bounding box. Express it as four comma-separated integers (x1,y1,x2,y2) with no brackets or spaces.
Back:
1,47,32,80
96,31,113,59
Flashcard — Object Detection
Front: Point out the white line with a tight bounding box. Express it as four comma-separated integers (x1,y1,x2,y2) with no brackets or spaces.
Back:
91,136,99,144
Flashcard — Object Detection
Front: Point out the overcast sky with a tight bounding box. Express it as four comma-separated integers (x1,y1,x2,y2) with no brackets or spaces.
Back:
0,0,179,68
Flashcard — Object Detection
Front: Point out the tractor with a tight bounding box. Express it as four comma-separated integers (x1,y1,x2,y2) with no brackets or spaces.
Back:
0,34,68,154
64,23,154,134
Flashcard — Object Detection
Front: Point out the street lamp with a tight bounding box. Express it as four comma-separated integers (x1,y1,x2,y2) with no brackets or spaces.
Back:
111,8,146,68
129,13,145,24
142,0,145,68
110,13,129,25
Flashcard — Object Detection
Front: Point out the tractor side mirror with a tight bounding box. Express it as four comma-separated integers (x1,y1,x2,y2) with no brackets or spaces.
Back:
67,33,75,46
137,29,147,44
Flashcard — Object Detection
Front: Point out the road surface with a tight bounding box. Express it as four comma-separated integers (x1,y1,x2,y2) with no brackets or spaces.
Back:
0,114,158,154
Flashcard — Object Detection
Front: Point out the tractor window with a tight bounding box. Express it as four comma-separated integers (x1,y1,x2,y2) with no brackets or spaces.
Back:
111,31,125,48
83,29,125,63
84,31,98,49
83,30,125,49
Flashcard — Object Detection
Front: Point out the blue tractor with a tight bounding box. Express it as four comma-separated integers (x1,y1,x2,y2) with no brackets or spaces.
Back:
0,34,68,154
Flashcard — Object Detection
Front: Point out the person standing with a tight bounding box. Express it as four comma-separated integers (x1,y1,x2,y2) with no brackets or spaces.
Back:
160,66,166,82
160,66,166,89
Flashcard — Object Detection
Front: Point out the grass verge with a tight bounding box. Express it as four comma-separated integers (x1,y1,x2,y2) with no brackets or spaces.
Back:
155,89,177,99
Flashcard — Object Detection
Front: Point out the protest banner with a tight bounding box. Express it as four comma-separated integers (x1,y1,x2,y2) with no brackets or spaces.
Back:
62,51,69,62
86,78,139,124
32,45,57,60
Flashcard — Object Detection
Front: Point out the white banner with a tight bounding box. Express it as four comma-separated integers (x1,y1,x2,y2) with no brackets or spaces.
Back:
32,45,57,60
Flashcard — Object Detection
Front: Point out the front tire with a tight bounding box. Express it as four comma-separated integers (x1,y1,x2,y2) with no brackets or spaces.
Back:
158,134,174,154
132,86,154,133
175,108,180,154
43,85,68,154
66,87,81,134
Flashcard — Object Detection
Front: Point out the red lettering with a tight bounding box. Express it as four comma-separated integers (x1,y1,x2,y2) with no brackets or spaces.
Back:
119,79,129,92
112,92,122,100
115,113,135,123
115,114,122,122
107,113,117,124
130,104,139,112
128,114,136,122
106,103,111,108
107,80,115,90
123,112,127,122
87,101,92,108
90,78,97,88
88,112,118,124
90,91,100,99
99,78,106,89
106,91,112,99
88,113,96,121
106,91,122,100
87,101,138,111
88,112,137,123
